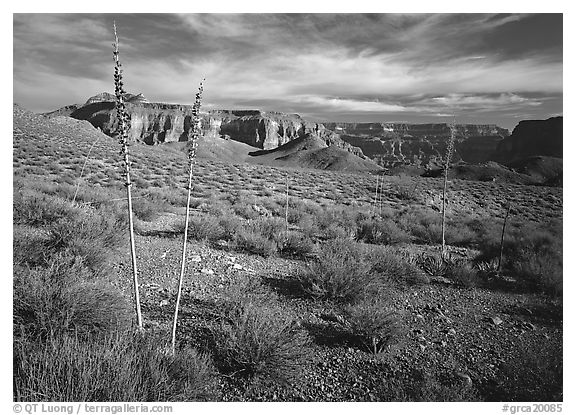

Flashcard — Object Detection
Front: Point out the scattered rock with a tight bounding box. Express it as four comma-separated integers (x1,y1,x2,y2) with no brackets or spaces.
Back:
233,263,244,270
489,316,503,326
456,372,473,387
446,328,456,336
190,255,202,262
201,268,215,275
159,299,169,307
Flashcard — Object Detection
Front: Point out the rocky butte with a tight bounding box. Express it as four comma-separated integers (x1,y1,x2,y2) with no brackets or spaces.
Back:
492,116,562,163
56,92,364,158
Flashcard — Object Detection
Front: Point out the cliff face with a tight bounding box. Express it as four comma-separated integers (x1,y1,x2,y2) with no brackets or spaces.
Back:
205,110,312,149
67,95,307,147
65,94,366,157
493,117,562,163
323,122,510,168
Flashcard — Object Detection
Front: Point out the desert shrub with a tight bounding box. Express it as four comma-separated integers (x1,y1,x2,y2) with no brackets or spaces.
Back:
14,192,79,226
315,207,358,240
185,214,225,243
43,209,124,275
392,182,421,203
69,185,124,208
147,187,188,207
415,253,448,277
131,197,163,222
397,208,442,245
14,332,219,401
298,238,375,302
356,218,410,245
13,226,51,267
13,253,130,339
445,261,482,288
322,223,350,240
233,228,277,257
296,213,319,238
477,221,562,296
365,246,429,286
212,302,310,384
443,222,479,248
217,215,244,242
509,250,562,296
230,217,286,256
344,297,403,354
278,231,315,258
249,216,286,243
231,192,261,220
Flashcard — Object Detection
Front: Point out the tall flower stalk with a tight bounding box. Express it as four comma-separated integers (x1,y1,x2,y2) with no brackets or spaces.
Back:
498,202,512,272
172,80,204,355
113,22,143,329
441,118,456,258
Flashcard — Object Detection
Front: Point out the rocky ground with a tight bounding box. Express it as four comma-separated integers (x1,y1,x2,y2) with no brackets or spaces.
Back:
13,105,563,402
110,213,563,402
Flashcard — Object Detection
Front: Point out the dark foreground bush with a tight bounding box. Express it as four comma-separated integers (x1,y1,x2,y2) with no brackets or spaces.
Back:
298,238,375,302
344,297,404,354
478,221,562,296
14,332,219,401
445,261,483,288
13,253,131,339
278,231,315,258
212,301,310,384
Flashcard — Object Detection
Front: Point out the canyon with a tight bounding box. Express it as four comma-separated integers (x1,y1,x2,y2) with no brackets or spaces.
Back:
44,93,562,183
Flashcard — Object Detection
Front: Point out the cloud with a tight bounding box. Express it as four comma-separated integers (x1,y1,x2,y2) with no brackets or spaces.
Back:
12,13,562,129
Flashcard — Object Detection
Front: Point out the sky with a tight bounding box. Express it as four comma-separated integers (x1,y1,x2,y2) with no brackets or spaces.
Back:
13,13,562,131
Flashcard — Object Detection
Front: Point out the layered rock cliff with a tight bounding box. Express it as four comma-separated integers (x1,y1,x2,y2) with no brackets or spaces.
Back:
323,122,510,168
60,93,366,158
493,117,562,163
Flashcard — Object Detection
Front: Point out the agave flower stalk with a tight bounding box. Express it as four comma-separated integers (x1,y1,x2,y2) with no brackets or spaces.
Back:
113,22,143,329
441,118,456,258
498,202,512,272
285,173,289,236
172,80,204,355
373,175,379,216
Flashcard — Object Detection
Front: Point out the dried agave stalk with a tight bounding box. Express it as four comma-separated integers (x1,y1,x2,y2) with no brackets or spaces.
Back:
498,202,512,272
113,22,142,329
373,175,379,216
441,118,456,258
172,80,204,355
285,173,289,236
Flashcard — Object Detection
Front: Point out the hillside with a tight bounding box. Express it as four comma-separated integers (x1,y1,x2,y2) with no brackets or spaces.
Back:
13,100,563,402
248,134,383,173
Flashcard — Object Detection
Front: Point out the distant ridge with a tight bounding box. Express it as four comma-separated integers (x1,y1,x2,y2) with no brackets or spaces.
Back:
248,134,383,173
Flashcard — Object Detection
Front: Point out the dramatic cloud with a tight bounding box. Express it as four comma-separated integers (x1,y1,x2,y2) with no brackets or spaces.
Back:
13,13,562,129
